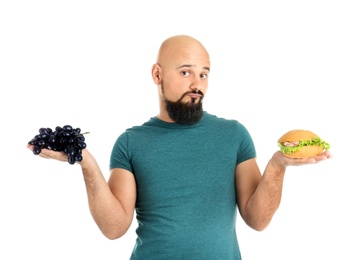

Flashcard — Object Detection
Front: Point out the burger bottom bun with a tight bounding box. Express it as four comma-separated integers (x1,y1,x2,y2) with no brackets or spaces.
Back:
282,145,324,159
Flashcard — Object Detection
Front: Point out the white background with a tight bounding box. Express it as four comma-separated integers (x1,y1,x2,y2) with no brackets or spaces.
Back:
1,1,363,259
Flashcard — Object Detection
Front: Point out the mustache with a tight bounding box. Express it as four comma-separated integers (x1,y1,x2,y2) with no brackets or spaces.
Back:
178,90,204,102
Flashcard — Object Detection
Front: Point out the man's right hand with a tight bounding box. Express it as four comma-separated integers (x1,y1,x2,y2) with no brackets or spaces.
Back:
27,144,69,163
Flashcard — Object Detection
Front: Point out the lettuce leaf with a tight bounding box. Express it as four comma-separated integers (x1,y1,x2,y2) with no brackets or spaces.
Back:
278,137,331,154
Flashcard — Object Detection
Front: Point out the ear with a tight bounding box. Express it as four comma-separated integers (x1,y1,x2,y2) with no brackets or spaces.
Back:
151,63,161,84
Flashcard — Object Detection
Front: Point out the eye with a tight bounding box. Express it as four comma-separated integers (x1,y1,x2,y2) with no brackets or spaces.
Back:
200,73,208,79
181,71,190,76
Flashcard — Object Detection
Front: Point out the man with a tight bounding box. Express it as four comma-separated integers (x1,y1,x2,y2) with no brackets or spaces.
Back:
28,35,331,259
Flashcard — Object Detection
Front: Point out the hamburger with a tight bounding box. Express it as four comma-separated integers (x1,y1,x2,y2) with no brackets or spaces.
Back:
278,129,330,158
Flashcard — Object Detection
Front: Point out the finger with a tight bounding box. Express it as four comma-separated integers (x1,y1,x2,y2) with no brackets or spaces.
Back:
288,157,317,166
40,149,60,159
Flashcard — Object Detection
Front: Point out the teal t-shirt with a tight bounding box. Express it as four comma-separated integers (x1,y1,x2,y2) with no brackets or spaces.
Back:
110,112,256,260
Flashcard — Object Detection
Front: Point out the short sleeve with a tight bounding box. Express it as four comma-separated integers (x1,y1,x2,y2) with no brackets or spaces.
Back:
236,122,256,164
109,132,134,173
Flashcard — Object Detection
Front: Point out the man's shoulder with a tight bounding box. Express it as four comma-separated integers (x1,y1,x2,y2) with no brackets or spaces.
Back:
203,111,241,126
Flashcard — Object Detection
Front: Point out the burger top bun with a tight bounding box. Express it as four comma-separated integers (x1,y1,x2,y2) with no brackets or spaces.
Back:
278,129,330,159
278,129,318,143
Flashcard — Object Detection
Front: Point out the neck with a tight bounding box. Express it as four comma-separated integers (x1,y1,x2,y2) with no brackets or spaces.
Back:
157,105,174,123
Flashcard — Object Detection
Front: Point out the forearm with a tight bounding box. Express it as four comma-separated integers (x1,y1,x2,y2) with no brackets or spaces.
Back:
80,150,131,239
244,158,286,231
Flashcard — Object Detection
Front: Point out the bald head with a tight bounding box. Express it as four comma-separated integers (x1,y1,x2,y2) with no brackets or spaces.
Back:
156,35,210,68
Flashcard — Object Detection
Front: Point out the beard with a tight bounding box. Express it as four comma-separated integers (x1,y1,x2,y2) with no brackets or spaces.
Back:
161,82,204,125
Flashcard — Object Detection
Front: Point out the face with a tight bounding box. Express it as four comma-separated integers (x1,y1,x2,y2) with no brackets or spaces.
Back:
156,48,210,125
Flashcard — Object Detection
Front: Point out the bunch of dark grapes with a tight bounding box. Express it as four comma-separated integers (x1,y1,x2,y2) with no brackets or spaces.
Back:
28,125,89,165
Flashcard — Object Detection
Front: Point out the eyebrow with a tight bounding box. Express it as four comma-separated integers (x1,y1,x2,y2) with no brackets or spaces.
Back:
176,64,210,72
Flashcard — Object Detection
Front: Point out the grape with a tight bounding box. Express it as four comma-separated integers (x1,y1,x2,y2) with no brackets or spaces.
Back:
28,125,89,165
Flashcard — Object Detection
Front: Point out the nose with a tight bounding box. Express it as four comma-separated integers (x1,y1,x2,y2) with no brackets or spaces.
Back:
189,75,203,92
